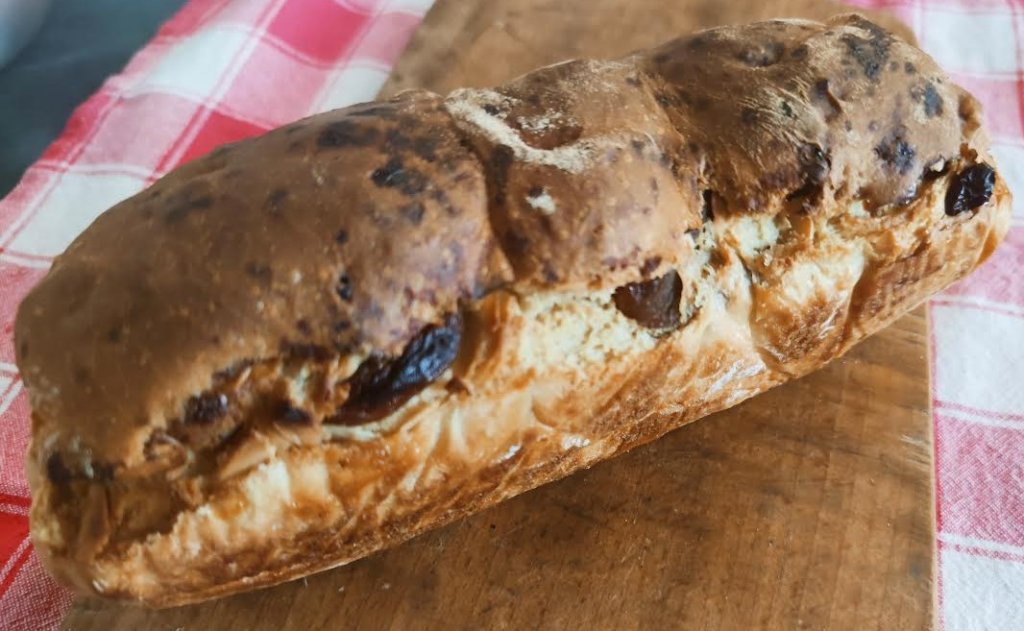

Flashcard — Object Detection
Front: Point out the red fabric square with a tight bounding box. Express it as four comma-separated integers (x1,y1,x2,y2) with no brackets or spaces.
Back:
175,109,270,168
266,0,371,63
0,511,28,571
936,412,1024,548
220,41,334,128
0,386,32,497
949,72,1024,142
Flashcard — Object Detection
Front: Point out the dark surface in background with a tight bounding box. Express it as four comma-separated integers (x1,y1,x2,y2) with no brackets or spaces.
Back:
0,0,186,197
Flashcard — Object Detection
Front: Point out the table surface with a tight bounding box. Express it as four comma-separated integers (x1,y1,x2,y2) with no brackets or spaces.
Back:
64,0,935,628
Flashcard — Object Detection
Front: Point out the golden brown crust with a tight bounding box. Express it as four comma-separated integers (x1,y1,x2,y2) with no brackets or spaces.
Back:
15,15,1012,607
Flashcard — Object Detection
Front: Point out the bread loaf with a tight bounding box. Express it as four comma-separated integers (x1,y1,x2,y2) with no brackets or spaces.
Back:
15,14,1011,606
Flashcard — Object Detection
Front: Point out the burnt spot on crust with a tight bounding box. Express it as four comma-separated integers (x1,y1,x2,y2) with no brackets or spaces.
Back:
945,163,996,216
185,393,229,425
348,104,399,119
371,157,429,196
334,229,348,245
107,326,122,343
613,271,683,331
686,31,719,50
46,453,73,484
317,120,380,149
741,107,759,125
336,274,353,302
384,128,439,163
911,81,944,118
295,319,313,336
71,365,90,385
874,129,916,175
275,402,312,425
737,41,785,67
489,144,515,206
327,314,462,426
164,184,214,223
333,320,351,333
625,75,642,87
640,256,662,277
905,62,917,74
399,202,426,225
840,17,893,81
503,229,530,258
244,262,272,284
411,136,439,162
281,343,332,361
482,103,500,116
542,262,559,283
266,188,288,214
790,44,809,60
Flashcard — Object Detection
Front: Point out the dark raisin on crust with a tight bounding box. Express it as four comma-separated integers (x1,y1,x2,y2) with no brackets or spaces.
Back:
370,157,428,196
46,453,73,484
317,120,380,149
701,190,714,222
275,402,313,425
945,163,995,216
612,271,683,330
336,274,353,301
328,314,463,426
874,129,916,175
839,17,892,81
787,144,831,210
184,393,229,424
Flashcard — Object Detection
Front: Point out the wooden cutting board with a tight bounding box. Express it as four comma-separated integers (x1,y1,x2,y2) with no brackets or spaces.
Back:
64,1,933,629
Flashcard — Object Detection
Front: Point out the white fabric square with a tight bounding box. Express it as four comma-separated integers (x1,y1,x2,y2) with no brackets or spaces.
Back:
123,26,251,101
5,172,145,258
376,0,438,15
932,304,1024,417
921,12,1018,75
307,63,390,115
942,548,1024,631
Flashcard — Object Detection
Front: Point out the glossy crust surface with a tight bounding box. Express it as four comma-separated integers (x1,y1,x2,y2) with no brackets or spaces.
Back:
15,14,1011,606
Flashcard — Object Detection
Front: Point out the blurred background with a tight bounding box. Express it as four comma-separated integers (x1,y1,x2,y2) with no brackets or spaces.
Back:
0,0,183,196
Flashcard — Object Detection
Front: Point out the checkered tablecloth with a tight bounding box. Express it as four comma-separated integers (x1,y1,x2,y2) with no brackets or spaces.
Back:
0,0,1021,629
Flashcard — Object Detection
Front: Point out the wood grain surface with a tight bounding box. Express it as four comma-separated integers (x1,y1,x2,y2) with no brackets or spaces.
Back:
63,1,934,629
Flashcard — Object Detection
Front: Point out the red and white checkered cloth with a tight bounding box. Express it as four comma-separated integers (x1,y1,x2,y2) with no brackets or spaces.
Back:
0,0,1020,628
